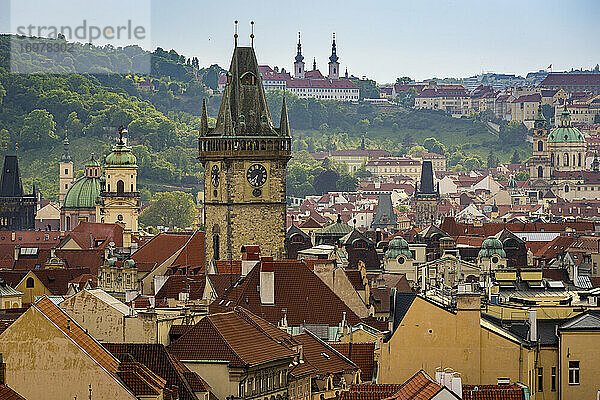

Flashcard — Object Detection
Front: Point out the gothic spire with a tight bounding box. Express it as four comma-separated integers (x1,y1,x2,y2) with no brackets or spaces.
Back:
313,57,317,71
279,95,291,137
200,98,209,136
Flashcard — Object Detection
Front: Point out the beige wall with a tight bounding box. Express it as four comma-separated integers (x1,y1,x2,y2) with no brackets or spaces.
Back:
379,295,538,392
15,272,52,304
559,331,600,400
312,261,369,318
0,294,22,309
0,306,137,400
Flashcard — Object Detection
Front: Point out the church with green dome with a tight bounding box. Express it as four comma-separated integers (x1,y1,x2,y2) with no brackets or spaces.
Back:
528,105,600,201
60,129,140,236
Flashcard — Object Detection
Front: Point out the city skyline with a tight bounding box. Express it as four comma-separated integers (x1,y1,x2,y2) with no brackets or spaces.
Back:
1,0,599,82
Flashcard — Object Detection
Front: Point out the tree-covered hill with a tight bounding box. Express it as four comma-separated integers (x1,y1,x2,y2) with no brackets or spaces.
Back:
0,34,530,201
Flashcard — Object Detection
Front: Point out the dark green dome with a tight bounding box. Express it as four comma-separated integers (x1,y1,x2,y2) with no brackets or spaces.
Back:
62,176,101,209
105,144,137,167
479,236,506,259
385,237,413,259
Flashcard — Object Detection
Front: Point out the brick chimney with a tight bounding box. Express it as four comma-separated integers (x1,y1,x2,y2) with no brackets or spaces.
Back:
259,257,275,305
241,245,261,277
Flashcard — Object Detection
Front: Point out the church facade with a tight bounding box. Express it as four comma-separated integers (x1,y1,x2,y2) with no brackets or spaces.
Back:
199,38,291,263
528,106,600,201
0,155,36,230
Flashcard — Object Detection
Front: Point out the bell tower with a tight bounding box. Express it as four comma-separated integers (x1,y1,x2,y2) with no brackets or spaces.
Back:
97,127,140,238
294,32,305,79
59,133,73,205
528,105,551,196
199,27,291,264
328,33,340,80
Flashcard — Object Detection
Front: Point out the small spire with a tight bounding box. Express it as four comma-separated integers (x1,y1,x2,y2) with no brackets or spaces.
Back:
295,31,304,63
234,20,238,47
200,98,209,136
313,57,317,71
250,21,255,47
61,131,72,162
279,95,291,137
329,32,339,63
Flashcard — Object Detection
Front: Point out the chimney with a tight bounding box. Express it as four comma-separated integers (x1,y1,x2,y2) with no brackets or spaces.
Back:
259,258,275,305
13,246,19,261
528,309,537,342
573,261,579,286
241,245,261,277
443,369,453,389
451,373,462,398
0,353,5,385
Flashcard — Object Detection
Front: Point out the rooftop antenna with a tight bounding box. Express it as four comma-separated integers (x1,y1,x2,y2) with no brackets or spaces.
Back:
250,21,255,47
234,20,238,47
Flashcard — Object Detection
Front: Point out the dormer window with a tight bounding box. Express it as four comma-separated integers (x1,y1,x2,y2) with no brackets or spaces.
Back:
241,72,257,86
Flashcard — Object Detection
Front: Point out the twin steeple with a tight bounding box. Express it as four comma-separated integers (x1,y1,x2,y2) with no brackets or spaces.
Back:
293,32,342,79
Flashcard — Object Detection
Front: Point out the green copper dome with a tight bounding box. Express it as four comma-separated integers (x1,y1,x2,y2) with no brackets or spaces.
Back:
385,237,413,259
478,236,506,259
62,175,101,209
548,107,584,143
105,144,137,167
547,126,585,143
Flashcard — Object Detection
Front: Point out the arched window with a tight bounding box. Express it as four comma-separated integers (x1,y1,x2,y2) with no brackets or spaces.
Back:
117,180,125,194
565,185,569,193
551,153,555,166
538,166,543,178
578,153,582,167
240,72,256,86
537,141,543,152
26,277,34,288
564,153,569,166
213,235,220,260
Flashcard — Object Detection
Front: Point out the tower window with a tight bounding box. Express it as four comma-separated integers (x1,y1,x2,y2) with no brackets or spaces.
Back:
26,277,34,288
64,168,68,174
117,180,125,194
213,234,220,260
537,141,543,152
240,72,257,86
538,166,543,178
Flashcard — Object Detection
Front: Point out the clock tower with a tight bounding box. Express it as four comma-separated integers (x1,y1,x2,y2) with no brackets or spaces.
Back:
199,38,292,264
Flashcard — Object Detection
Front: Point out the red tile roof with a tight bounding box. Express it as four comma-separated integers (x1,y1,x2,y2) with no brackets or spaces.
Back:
541,73,600,87
288,77,358,89
328,342,375,381
214,260,242,274
338,384,403,400
0,384,26,400
511,93,541,103
155,275,206,301
168,308,297,367
462,384,524,400
131,233,192,273
64,222,124,249
31,267,92,295
289,331,358,378
382,370,445,400
209,260,362,327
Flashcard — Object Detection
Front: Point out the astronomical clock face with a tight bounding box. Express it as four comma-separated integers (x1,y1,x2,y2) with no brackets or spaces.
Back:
211,165,219,188
246,163,267,187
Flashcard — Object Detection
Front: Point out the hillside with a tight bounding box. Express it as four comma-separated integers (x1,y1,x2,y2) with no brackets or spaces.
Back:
0,35,530,200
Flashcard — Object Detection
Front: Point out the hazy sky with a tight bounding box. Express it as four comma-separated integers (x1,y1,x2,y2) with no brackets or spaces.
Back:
1,0,599,82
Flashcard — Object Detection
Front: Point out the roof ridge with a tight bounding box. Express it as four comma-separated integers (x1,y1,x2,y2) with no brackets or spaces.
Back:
301,329,358,369
206,313,246,366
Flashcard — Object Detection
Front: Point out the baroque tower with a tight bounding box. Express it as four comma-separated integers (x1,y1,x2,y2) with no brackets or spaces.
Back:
528,105,551,196
328,33,340,80
97,128,140,239
294,32,305,79
59,133,74,205
199,34,292,263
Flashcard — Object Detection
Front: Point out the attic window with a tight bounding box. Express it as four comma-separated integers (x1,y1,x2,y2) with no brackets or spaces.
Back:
241,72,257,86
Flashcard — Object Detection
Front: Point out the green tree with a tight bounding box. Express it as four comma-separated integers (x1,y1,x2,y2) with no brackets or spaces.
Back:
139,191,197,228
487,150,499,169
336,174,358,192
463,157,482,170
510,150,520,164
515,170,529,181
20,109,57,149
357,119,370,134
313,170,339,195
0,81,5,105
395,77,412,85
423,137,446,155
409,145,427,155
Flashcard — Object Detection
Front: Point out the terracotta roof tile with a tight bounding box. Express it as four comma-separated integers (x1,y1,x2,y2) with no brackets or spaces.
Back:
382,370,444,400
0,384,26,400
214,260,242,274
168,308,297,367
290,331,358,378
328,342,375,381
169,231,205,273
131,233,192,272
209,260,362,327
31,267,92,295
117,362,165,397
338,384,403,400
155,275,206,301
104,343,207,400
462,384,524,400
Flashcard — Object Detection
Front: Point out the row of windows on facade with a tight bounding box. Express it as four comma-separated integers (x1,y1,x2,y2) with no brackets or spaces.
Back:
290,88,358,93
101,271,134,287
547,152,583,168
239,369,288,397
529,362,581,393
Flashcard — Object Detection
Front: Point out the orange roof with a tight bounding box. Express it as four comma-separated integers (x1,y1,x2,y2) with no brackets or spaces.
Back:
382,370,444,400
131,233,192,272
0,384,26,400
328,342,375,381
34,297,120,374
462,384,524,400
